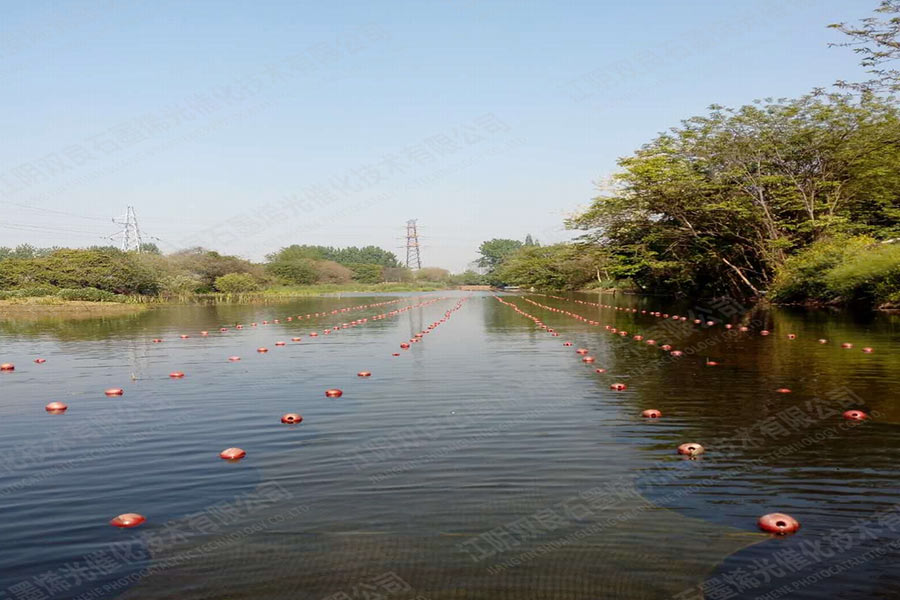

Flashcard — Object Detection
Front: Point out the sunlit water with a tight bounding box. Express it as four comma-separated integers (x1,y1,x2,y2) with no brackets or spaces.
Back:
1,292,899,600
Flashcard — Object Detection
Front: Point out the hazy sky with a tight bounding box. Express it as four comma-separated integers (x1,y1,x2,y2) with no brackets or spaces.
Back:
0,0,874,271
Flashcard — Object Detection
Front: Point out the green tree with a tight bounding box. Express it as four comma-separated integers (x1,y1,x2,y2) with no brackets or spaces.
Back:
476,239,523,273
346,263,384,283
568,93,900,298
830,1,900,92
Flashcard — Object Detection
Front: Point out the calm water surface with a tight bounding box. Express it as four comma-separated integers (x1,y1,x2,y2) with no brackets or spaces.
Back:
1,292,899,600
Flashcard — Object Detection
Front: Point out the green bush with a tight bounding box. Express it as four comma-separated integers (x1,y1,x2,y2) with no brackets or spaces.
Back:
347,263,383,283
266,258,318,285
825,242,900,303
0,248,158,294
0,285,59,299
771,236,900,305
214,273,259,293
56,288,123,302
314,260,353,284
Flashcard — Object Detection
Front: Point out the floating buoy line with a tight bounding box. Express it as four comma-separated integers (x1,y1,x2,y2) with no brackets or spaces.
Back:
538,293,876,356
492,293,879,537
2,294,475,529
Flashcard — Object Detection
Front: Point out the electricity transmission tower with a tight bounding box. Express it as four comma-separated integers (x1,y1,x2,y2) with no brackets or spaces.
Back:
404,219,422,270
111,206,144,252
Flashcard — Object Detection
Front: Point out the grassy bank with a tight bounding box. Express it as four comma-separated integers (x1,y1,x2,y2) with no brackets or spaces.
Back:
181,282,449,304
0,298,148,318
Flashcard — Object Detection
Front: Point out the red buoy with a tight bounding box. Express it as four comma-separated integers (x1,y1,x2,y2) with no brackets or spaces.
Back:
180,334,190,339
219,447,246,460
228,356,241,362
787,334,796,340
275,341,286,346
677,443,704,457
152,339,163,343
357,371,372,377
169,371,185,378
281,413,303,424
575,348,589,355
646,339,656,345
862,347,874,354
257,347,269,353
582,356,595,363
670,350,683,357
105,388,124,396
661,344,672,351
291,337,302,342
34,358,46,364
610,383,627,391
841,342,853,349
843,410,869,421
45,402,68,413
392,353,400,356
110,513,146,528
400,343,410,349
758,513,800,535
760,330,770,336
775,388,792,394
739,326,749,332
201,331,209,336
595,368,606,373
563,342,573,346
310,332,318,337
325,389,343,398
641,409,661,418
818,339,827,344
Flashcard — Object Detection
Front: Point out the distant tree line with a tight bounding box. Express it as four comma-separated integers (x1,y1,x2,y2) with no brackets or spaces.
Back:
0,242,486,299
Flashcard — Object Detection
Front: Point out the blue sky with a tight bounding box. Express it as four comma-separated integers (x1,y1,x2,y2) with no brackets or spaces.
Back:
0,0,876,271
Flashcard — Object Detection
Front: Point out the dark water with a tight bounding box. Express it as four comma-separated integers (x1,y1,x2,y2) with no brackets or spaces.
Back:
1,292,899,600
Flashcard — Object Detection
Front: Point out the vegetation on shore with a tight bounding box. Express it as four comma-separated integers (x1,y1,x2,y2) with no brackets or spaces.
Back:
0,243,487,305
476,3,900,308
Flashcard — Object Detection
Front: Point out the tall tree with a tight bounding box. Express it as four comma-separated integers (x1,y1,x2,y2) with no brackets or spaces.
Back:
831,0,900,93
476,238,523,273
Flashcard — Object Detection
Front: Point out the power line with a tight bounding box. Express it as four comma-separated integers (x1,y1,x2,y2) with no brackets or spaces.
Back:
6,201,112,222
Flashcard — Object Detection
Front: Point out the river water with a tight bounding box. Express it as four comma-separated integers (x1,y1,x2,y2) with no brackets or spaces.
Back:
1,291,898,600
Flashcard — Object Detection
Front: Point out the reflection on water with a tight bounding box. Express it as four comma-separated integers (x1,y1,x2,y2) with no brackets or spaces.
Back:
0,292,898,599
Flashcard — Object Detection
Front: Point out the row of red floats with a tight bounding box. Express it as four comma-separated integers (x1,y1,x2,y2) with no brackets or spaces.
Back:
542,293,875,354
494,294,875,537
394,298,468,357
107,295,470,528
3,298,430,376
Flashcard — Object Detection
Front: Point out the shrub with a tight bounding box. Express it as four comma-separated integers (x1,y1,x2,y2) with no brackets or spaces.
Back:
771,236,900,305
415,267,450,282
0,248,159,295
266,258,318,285
214,273,259,293
56,288,123,302
0,285,59,299
824,242,900,304
347,263,383,283
314,260,353,284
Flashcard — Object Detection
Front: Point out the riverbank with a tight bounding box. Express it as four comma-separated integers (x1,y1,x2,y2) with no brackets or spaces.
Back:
0,283,453,314
0,298,149,318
